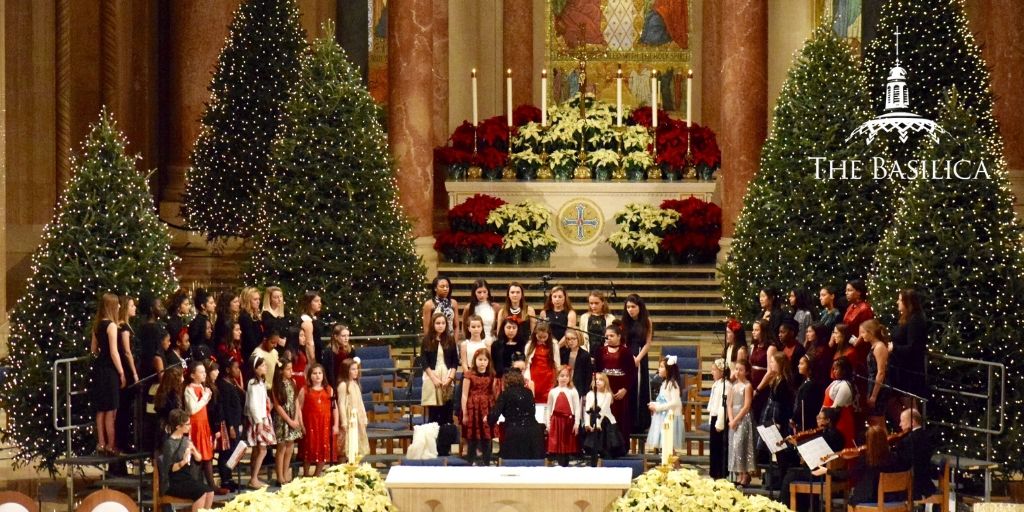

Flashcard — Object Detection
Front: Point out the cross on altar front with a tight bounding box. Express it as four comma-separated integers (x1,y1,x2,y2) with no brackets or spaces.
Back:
562,203,599,241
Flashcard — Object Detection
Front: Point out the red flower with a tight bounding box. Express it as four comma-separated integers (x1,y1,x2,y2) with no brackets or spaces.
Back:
513,105,542,127
689,123,721,169
449,121,476,152
467,232,504,250
478,147,508,169
655,119,690,169
478,116,511,152
629,106,673,128
448,194,507,231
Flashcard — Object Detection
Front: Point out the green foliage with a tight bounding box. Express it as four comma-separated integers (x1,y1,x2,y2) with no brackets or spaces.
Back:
245,24,427,336
864,0,998,158
0,111,178,472
182,0,307,240
870,94,1024,472
721,25,889,320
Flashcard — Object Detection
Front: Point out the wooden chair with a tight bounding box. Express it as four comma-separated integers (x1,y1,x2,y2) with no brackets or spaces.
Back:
789,458,851,512
151,459,193,511
914,460,951,512
847,470,912,512
0,491,39,512
76,489,139,512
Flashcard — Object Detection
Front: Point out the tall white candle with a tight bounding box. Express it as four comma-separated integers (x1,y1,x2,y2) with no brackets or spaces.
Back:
506,68,513,128
686,69,693,127
661,410,674,465
471,69,479,127
651,70,659,129
347,407,358,463
541,69,548,127
616,65,623,127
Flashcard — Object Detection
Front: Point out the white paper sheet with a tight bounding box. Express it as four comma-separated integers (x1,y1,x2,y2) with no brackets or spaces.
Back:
796,437,838,470
756,424,786,454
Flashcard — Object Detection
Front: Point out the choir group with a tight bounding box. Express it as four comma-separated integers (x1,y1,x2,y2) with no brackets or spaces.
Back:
84,276,939,510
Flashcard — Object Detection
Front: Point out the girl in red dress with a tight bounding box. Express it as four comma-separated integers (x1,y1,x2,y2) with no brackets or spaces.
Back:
823,357,858,448
185,361,220,493
545,366,580,466
596,321,637,439
461,347,498,466
298,364,337,476
525,324,560,404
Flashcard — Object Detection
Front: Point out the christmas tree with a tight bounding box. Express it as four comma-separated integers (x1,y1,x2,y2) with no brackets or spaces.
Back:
245,24,427,335
721,25,888,320
0,111,179,472
181,0,306,241
864,0,997,159
869,93,1024,471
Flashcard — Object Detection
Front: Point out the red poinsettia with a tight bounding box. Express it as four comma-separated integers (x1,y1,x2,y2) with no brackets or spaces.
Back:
478,116,511,152
656,119,690,169
449,120,476,152
658,197,722,259
629,106,672,128
513,105,542,127
448,194,507,232
468,232,504,250
478,147,508,170
689,123,722,169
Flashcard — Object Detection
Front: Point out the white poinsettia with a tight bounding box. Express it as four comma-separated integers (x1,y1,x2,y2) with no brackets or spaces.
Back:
622,125,653,152
209,463,396,512
624,150,655,169
548,149,577,170
510,149,543,166
517,122,543,144
613,467,774,512
607,230,639,250
487,200,556,251
588,149,620,169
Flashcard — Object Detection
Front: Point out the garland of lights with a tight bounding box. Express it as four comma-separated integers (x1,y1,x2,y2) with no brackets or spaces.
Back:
0,110,179,472
244,22,427,337
181,0,307,241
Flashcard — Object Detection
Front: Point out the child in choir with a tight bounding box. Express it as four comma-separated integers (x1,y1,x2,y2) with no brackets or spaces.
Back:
559,330,593,403
90,292,123,455
272,359,302,484
579,291,616,355
185,361,220,494
461,315,491,373
490,318,520,376
646,356,683,456
728,359,755,486
299,364,338,476
595,322,637,439
546,366,580,466
541,285,576,347
706,358,731,479
525,323,560,404
461,348,498,466
582,372,624,462
216,359,245,492
245,355,275,489
203,360,229,494
158,409,214,510
337,358,370,459
154,367,184,452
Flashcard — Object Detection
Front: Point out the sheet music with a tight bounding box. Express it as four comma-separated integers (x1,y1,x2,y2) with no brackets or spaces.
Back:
226,440,249,469
756,425,786,454
796,437,838,470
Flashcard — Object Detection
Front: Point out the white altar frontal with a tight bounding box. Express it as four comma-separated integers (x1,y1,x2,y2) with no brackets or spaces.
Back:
446,179,720,261
385,465,633,512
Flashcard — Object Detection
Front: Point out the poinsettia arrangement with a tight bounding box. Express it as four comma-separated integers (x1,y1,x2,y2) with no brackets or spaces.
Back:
660,197,722,262
434,194,507,262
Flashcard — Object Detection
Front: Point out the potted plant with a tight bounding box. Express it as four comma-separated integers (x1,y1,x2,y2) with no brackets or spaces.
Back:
689,123,722,180
487,200,557,263
655,119,689,180
510,148,543,180
660,197,723,264
588,149,620,181
548,149,577,180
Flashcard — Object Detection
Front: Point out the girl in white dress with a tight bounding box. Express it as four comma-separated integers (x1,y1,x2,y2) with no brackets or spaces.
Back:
646,356,684,452
460,315,491,373
463,279,499,342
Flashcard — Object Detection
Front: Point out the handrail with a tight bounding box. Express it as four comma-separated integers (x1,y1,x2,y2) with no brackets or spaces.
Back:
52,355,91,432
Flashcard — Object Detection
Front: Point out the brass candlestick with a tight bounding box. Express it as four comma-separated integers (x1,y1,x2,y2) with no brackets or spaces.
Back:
648,125,662,180
503,125,516,180
468,125,482,179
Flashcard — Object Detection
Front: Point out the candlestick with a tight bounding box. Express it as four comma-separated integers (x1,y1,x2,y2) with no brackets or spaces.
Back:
471,68,478,127
616,65,623,127
347,407,359,463
651,70,659,129
506,68,513,128
686,69,693,127
661,410,674,466
541,69,548,127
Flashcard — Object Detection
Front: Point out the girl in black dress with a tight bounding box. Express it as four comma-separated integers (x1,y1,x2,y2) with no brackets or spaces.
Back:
260,286,289,341
114,295,140,454
621,294,653,433
541,285,577,347
490,317,521,377
90,292,124,454
189,289,216,358
159,409,215,509
496,282,536,352
239,287,264,362
165,289,191,341
213,291,240,352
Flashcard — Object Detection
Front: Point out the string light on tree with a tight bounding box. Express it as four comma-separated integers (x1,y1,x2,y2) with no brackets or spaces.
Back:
0,110,178,472
181,0,307,241
244,22,427,336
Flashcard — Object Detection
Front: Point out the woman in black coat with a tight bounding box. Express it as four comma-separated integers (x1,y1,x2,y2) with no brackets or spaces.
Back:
488,369,544,459
891,289,928,403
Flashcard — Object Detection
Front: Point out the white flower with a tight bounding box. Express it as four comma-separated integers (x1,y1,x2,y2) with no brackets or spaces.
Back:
588,149,620,168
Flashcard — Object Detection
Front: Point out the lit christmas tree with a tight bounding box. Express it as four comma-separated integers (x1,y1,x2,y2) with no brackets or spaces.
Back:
864,0,998,159
245,24,427,335
721,25,888,320
181,0,306,241
869,93,1024,472
0,111,179,472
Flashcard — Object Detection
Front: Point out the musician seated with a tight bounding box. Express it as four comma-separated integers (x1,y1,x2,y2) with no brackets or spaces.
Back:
848,425,901,504
778,408,847,510
893,408,938,499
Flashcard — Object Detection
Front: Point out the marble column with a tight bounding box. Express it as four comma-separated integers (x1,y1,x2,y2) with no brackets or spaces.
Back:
719,0,768,237
971,0,1024,169
432,0,450,216
502,0,533,109
701,0,722,133
162,0,240,205
388,0,435,238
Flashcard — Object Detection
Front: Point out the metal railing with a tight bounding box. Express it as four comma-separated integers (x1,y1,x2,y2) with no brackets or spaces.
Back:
927,351,1006,501
52,355,91,511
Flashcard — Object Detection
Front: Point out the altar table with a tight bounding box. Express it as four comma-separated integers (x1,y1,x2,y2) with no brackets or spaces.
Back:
385,465,633,512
